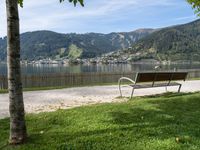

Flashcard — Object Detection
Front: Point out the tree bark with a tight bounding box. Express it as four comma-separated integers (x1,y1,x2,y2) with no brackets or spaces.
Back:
6,0,27,144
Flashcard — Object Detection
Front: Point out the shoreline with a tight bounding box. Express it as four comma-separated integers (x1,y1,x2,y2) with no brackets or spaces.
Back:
1,60,200,65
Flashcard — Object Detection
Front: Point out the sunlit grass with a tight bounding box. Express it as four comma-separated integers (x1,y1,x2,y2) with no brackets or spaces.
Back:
0,92,200,150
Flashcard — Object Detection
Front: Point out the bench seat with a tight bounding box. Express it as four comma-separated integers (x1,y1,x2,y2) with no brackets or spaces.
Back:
118,71,188,98
130,82,181,89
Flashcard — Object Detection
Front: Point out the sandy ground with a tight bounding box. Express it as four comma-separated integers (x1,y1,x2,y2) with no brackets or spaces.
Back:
0,80,200,119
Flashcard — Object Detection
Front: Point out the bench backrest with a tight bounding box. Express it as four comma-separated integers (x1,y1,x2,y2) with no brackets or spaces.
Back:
135,72,188,83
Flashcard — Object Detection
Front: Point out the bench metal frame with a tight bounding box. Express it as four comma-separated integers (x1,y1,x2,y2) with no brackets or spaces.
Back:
118,72,188,98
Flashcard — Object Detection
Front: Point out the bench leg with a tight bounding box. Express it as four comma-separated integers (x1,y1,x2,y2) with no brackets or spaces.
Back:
178,85,182,93
165,86,168,92
119,84,122,97
131,88,135,98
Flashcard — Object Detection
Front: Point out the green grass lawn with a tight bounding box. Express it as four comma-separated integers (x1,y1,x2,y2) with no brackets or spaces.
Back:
0,92,200,150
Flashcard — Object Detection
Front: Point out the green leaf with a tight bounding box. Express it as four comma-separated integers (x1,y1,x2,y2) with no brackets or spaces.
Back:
187,0,200,16
60,0,84,7
78,0,84,6
18,0,23,7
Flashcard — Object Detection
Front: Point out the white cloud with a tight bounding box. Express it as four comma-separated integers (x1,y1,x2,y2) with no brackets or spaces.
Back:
174,15,196,21
0,0,196,37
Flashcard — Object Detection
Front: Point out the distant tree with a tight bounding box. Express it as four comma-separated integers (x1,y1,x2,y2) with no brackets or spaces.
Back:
6,0,84,144
187,0,200,16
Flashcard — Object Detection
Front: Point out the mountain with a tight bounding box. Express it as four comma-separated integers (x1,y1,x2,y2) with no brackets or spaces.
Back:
115,19,200,62
0,29,154,60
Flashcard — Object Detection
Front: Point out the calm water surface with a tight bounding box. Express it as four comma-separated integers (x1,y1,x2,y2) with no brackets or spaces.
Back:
0,63,200,75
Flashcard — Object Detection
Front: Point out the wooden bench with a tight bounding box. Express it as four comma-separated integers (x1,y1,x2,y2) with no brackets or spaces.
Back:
118,72,188,98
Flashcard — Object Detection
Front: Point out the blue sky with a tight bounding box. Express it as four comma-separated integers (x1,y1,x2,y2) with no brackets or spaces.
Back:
0,0,198,37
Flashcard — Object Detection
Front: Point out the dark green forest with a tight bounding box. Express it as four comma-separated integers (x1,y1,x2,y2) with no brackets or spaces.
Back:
126,19,200,61
0,29,154,60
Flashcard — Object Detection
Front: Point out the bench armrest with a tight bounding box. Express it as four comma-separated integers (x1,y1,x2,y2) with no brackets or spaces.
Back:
118,77,135,97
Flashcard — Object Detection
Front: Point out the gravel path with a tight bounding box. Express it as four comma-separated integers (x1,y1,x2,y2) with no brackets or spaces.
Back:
0,80,200,119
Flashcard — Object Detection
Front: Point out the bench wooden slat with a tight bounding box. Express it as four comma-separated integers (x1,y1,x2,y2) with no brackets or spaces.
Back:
136,72,187,83
130,82,181,89
136,73,155,83
171,72,188,81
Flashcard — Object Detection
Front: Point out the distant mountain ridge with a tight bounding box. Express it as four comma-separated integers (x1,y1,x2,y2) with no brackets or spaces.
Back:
115,19,200,62
0,28,155,60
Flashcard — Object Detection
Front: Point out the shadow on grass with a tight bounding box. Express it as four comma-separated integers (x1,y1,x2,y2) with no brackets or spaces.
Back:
110,92,200,139
57,92,200,149
1,92,200,149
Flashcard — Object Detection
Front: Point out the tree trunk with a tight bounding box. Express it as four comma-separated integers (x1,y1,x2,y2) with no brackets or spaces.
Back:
6,0,27,144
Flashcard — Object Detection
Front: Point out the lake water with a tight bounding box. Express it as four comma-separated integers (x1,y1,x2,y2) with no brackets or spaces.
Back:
0,63,200,75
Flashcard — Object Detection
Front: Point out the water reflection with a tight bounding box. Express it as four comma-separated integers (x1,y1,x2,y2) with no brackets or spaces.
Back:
0,63,200,75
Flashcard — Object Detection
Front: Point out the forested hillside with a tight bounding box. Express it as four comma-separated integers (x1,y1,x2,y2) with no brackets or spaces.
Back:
123,19,200,61
0,29,154,60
